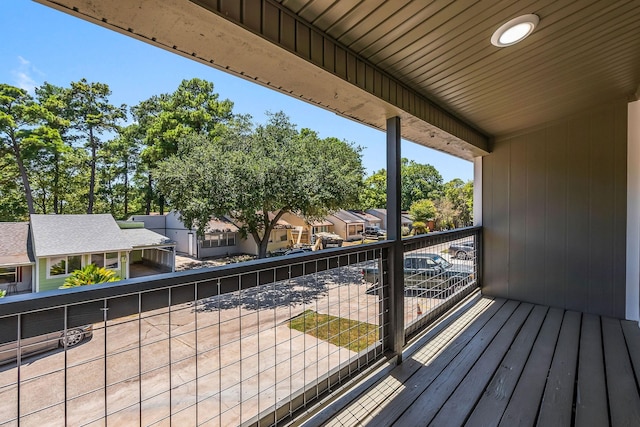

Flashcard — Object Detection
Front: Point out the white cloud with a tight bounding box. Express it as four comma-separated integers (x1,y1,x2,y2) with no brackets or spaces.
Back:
11,56,40,93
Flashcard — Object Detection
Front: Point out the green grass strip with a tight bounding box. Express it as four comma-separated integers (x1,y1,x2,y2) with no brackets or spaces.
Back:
289,310,379,352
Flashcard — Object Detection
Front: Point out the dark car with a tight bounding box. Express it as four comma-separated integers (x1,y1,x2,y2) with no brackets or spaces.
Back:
448,240,475,260
284,247,313,255
362,253,473,292
0,325,93,365
362,226,386,239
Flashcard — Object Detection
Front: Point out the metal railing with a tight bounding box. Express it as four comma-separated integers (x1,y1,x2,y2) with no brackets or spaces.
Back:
0,228,480,426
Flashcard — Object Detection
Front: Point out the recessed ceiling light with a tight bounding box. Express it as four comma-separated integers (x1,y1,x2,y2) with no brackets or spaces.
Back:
491,14,539,47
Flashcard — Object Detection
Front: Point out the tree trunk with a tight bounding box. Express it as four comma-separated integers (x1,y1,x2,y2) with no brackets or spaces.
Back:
123,158,129,217
145,172,152,215
11,132,35,214
87,127,96,214
53,151,60,214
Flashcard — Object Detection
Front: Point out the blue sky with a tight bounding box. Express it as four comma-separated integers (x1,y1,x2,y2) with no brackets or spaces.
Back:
1,0,472,182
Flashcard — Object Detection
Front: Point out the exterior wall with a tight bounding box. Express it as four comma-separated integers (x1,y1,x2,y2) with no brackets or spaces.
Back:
366,210,387,229
128,214,167,235
327,217,347,240
483,101,628,318
38,252,128,292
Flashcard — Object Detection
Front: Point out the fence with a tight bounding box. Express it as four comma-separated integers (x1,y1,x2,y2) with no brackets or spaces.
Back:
0,227,480,426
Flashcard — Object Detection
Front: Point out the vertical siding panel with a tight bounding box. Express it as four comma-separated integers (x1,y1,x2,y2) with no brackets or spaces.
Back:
323,39,335,72
566,116,590,312
219,0,241,21
346,53,356,83
484,141,510,298
280,12,296,51
508,136,527,303
545,123,568,308
242,0,262,31
262,2,280,42
589,107,616,316
310,30,323,66
296,22,310,60
612,103,628,318
526,131,547,304
335,46,346,79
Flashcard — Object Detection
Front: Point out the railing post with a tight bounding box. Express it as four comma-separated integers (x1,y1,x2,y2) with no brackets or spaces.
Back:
386,116,405,361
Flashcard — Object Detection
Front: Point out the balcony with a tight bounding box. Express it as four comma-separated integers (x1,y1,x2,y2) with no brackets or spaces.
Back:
0,228,480,426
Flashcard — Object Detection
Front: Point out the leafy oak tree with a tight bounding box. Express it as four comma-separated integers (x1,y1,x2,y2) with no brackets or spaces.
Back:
132,78,234,214
155,111,364,258
358,159,444,210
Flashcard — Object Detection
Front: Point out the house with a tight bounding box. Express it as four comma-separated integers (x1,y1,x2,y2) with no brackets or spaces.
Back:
327,210,366,241
0,215,176,293
129,211,296,257
280,212,336,245
0,222,34,295
128,211,250,258
348,210,383,228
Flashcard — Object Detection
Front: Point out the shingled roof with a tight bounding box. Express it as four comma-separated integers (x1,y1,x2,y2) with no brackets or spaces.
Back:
0,222,34,267
30,214,132,257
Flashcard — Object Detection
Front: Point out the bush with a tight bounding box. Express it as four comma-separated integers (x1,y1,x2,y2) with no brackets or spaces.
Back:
412,221,430,235
59,264,121,288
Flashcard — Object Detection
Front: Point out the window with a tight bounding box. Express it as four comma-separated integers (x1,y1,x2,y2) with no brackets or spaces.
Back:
90,252,120,270
0,267,17,284
201,232,237,248
280,233,288,242
105,252,119,269
313,226,329,234
48,255,82,277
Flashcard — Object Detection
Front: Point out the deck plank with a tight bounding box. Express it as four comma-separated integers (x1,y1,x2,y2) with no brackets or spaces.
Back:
390,300,521,426
602,317,640,426
464,304,548,427
310,302,640,427
537,310,581,427
429,303,534,427
344,298,507,426
620,320,640,388
498,307,564,427
575,314,609,427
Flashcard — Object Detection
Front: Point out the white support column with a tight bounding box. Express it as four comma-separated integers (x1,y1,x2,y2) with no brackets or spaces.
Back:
473,157,483,226
627,100,640,322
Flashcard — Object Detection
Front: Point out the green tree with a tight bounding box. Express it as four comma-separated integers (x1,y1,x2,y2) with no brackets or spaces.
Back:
155,111,363,258
0,84,65,217
59,264,121,288
409,199,437,223
65,79,126,214
357,159,444,211
439,178,474,228
132,78,234,214
401,158,443,210
359,169,387,209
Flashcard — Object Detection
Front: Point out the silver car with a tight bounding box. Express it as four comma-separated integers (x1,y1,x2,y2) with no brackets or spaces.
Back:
0,325,93,365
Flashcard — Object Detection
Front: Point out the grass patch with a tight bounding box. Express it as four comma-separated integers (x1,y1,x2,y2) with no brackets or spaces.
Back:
289,310,379,352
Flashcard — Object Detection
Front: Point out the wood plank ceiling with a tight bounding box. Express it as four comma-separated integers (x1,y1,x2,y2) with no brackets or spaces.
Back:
276,0,640,137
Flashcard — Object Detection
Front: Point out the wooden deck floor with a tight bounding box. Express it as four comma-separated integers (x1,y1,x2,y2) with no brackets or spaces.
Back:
312,296,640,427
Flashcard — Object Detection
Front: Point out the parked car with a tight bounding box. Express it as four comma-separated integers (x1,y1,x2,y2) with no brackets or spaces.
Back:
284,247,313,255
448,240,475,260
0,325,93,365
362,226,386,239
362,253,473,292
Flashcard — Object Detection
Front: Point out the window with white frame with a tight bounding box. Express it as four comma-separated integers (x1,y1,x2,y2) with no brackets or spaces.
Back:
48,255,82,277
91,252,120,269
